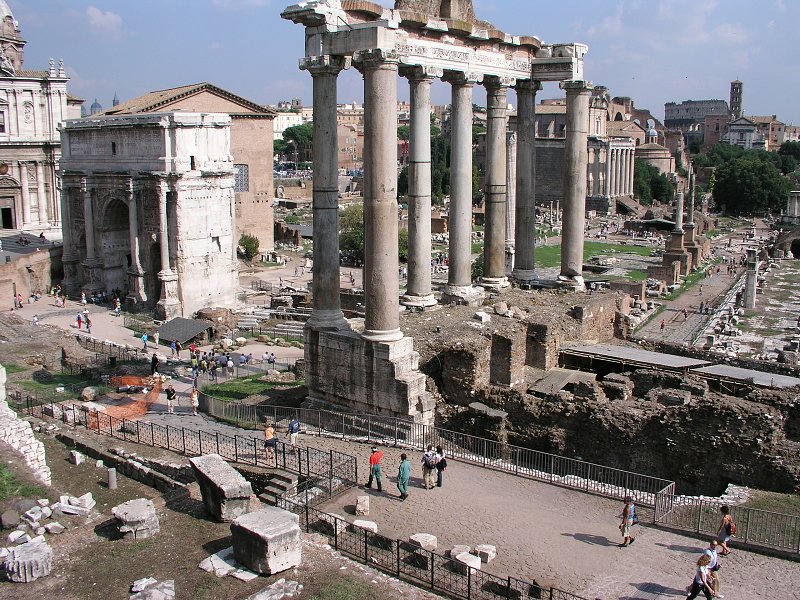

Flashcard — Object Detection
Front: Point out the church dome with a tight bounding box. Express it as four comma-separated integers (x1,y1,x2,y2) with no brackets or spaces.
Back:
90,98,103,114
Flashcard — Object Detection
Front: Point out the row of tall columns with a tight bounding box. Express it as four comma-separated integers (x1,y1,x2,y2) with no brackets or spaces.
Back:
559,81,592,287
13,161,58,227
504,131,517,274
127,187,147,306
512,80,540,285
606,147,635,198
684,169,697,245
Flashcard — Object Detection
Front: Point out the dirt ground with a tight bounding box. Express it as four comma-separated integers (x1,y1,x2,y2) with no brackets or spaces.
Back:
0,433,439,600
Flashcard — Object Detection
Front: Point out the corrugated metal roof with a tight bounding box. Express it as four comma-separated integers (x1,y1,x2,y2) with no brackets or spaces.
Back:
156,317,214,344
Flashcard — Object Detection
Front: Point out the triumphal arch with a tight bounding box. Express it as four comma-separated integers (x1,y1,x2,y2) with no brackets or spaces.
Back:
283,0,591,423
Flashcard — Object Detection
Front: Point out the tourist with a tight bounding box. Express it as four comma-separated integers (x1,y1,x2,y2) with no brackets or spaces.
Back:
239,354,247,366
114,298,121,317
141,332,148,350
209,360,218,382
287,416,301,451
365,447,383,492
85,315,91,334
32,314,39,326
702,539,722,598
153,331,160,348
170,341,177,357
619,496,637,547
175,341,183,358
264,420,277,461
76,312,82,330
269,352,277,367
226,355,235,377
435,445,447,488
262,350,269,364
397,453,410,501
685,553,714,600
165,385,176,415
717,506,735,555
660,319,665,333
80,291,86,306
190,388,199,416
151,352,159,376
682,307,689,320
421,445,438,490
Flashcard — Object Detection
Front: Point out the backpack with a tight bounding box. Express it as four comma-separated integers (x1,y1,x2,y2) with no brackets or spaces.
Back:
729,520,737,535
423,453,438,469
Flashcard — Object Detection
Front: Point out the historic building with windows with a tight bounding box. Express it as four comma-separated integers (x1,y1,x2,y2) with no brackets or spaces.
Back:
97,83,276,251
0,1,81,231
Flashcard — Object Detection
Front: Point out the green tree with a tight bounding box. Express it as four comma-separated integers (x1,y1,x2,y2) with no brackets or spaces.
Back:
398,228,409,263
238,234,259,260
633,158,655,205
398,165,409,197
397,125,410,141
713,157,791,216
778,141,800,161
273,139,289,158
339,204,365,263
283,123,314,162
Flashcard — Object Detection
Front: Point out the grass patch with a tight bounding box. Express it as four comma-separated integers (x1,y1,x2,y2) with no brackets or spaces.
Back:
2,363,27,374
311,578,374,600
15,374,110,403
0,463,48,501
626,269,648,281
743,491,800,517
202,374,304,401
471,242,483,254
535,241,653,268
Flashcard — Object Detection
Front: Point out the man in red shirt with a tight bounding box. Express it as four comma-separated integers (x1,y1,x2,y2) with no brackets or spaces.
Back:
366,447,383,492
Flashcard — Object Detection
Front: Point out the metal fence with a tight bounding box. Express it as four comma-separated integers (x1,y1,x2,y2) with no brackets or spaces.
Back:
279,497,587,600
20,396,357,499
233,323,304,342
200,400,674,508
75,334,143,362
653,495,800,557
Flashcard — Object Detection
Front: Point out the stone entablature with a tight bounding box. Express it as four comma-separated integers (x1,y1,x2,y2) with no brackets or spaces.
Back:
59,112,238,319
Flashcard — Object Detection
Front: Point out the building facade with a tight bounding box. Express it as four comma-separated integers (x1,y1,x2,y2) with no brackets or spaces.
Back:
0,2,81,232
721,117,765,150
59,112,238,320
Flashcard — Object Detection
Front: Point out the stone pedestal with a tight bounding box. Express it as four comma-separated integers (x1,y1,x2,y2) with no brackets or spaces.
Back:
2,538,53,582
231,507,301,575
409,533,437,551
155,270,181,321
453,551,481,574
189,454,253,522
441,285,485,307
112,498,160,540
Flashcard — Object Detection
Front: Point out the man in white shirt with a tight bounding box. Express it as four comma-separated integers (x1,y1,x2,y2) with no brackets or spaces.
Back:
702,539,722,598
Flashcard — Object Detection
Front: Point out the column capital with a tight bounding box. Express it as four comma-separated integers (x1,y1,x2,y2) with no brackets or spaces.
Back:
301,55,351,76
560,80,593,93
399,65,442,82
514,79,542,93
483,75,516,90
442,70,482,86
352,49,400,71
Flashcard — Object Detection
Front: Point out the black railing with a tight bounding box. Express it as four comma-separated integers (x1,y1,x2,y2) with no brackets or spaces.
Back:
279,497,588,600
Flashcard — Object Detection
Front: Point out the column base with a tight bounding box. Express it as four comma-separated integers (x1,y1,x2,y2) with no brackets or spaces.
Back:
556,274,586,291
126,268,148,306
82,258,104,290
400,293,438,309
512,269,538,286
306,309,350,332
155,269,181,320
479,276,510,291
441,285,485,307
504,244,515,275
361,327,403,342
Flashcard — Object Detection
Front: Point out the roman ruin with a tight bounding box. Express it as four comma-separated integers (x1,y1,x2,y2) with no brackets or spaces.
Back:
282,0,592,421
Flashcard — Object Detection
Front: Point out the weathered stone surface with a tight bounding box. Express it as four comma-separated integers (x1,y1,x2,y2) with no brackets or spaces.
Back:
131,577,158,593
351,519,378,533
474,311,491,323
355,495,369,516
454,551,481,573
245,578,304,600
409,533,437,551
112,498,160,540
7,530,27,544
319,513,347,536
189,454,253,522
198,547,237,578
129,579,175,600
492,301,508,315
69,450,85,465
231,507,301,575
1,509,20,529
473,543,497,563
80,386,99,402
36,499,49,507
449,544,471,557
2,538,53,582
44,522,65,534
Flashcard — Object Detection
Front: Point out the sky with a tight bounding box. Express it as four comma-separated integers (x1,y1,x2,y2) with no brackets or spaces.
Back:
12,0,800,124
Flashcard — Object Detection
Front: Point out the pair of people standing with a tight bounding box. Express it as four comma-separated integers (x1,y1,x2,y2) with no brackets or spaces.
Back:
421,445,447,489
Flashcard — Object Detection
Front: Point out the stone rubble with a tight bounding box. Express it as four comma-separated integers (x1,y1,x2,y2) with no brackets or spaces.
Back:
189,454,253,522
409,533,437,551
449,544,471,557
112,498,160,540
1,537,53,582
0,365,52,486
473,543,497,563
69,450,85,465
453,551,481,574
355,495,369,516
131,577,158,592
351,519,378,533
129,579,175,600
244,577,303,600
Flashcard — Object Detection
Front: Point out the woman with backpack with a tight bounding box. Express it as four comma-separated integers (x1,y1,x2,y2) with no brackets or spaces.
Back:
717,505,735,555
619,496,637,547
421,445,438,489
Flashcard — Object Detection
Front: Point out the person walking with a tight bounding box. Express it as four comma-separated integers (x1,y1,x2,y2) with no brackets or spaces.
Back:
153,331,160,348
85,315,92,335
170,341,177,357
141,333,148,350
685,554,714,600
264,420,277,461
76,312,82,330
151,352,159,376
435,445,447,488
164,385,176,415
619,496,637,547
702,539,723,598
397,453,410,501
422,445,438,489
660,318,665,332
190,388,199,416
287,416,301,451
365,447,383,492
717,505,735,555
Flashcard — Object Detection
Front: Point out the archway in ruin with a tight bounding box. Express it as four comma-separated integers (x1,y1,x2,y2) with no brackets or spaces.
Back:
99,197,130,293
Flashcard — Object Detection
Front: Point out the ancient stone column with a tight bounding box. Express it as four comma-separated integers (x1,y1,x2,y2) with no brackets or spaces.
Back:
505,131,517,274
126,187,147,305
35,162,47,224
615,148,622,196
60,182,79,294
401,66,440,309
685,169,697,244
559,80,592,288
669,191,686,252
303,55,350,330
156,182,179,319
358,50,402,341
604,144,612,200
443,71,483,305
512,79,541,286
20,162,31,225
82,183,97,261
481,76,511,290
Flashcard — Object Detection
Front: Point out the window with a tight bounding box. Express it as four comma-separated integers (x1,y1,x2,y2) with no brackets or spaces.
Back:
234,164,249,193
0,111,5,133
111,142,116,155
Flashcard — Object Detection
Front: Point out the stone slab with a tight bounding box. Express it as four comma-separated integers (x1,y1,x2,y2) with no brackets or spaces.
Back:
69,450,85,465
190,454,253,522
129,579,175,600
2,538,53,582
409,533,437,551
112,498,160,540
44,522,65,534
454,551,482,574
473,543,497,563
231,507,301,575
351,519,378,533
131,577,158,593
449,544,471,557
198,547,238,578
355,496,369,516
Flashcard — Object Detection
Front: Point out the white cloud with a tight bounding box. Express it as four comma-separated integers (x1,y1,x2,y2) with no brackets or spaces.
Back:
211,42,222,50
86,6,123,33
586,3,624,37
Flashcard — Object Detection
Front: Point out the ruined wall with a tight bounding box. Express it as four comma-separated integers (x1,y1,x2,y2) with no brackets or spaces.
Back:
0,245,62,307
534,138,565,208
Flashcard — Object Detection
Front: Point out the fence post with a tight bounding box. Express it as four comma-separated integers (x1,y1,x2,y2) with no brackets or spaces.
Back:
216,432,220,456
342,413,345,440
467,566,472,600
329,450,334,499
506,577,512,600
363,528,368,564
253,438,258,467
334,516,339,550
182,428,186,454
198,431,202,454
234,436,239,463
150,422,154,445
429,549,434,590
367,417,371,443
394,420,399,446
395,540,400,577
695,500,703,534
744,509,751,545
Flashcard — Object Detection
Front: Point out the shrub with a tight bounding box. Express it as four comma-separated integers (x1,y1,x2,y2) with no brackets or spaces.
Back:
239,234,259,260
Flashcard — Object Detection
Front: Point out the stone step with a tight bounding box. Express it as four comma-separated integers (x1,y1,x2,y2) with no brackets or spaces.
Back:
270,471,299,487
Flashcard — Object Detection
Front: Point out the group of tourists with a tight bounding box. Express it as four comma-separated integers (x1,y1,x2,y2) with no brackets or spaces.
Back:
161,384,199,417
361,444,447,502
262,416,302,460
620,498,736,599
75,309,92,334
190,349,236,381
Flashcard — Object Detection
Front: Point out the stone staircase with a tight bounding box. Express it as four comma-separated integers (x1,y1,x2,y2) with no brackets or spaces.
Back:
258,470,299,506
